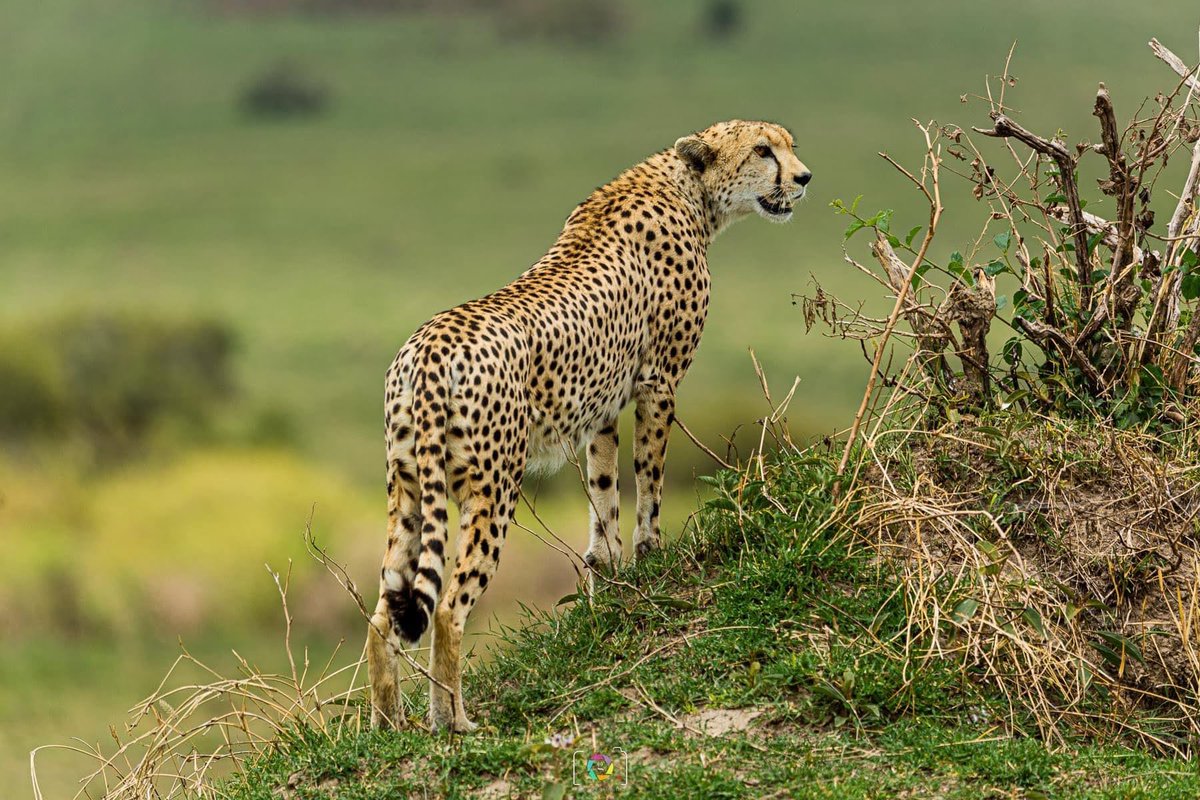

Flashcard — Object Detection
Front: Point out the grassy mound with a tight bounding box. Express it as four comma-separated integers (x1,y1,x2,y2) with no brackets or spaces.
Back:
853,410,1200,752
193,441,1197,799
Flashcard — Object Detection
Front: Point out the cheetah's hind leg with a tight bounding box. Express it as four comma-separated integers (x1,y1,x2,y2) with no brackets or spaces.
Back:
367,448,422,729
428,447,523,733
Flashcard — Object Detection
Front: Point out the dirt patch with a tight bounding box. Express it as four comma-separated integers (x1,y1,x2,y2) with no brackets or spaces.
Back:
682,708,764,737
476,777,513,799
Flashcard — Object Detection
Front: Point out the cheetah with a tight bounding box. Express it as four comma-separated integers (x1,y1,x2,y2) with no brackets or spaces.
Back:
366,120,812,732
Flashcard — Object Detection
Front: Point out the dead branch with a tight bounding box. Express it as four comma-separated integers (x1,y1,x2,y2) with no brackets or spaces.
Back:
948,270,997,403
1093,84,1139,323
674,414,735,471
976,113,1094,308
1045,205,1156,266
869,230,952,379
1168,306,1200,390
1146,37,1200,387
1167,139,1200,243
1150,38,1200,94
1011,316,1103,388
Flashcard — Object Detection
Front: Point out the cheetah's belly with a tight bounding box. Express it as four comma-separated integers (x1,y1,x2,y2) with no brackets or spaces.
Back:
523,368,638,477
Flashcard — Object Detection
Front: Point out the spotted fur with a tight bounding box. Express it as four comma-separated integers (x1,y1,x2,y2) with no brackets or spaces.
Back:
366,120,812,732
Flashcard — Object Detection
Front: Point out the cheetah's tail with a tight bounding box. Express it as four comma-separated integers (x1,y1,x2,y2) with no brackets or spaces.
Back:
384,365,449,643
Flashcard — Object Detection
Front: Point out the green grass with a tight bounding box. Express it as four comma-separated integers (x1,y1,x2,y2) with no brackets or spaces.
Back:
216,449,1200,799
227,723,1200,799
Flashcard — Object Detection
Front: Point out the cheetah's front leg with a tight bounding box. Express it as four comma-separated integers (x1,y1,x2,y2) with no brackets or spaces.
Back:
633,389,674,559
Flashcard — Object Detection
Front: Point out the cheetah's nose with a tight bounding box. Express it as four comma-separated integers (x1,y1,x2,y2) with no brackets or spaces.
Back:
794,171,812,187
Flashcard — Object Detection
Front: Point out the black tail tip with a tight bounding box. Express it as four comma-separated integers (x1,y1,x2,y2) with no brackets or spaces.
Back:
384,588,430,643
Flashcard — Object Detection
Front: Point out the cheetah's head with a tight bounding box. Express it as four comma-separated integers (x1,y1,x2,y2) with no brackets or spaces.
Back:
674,120,811,227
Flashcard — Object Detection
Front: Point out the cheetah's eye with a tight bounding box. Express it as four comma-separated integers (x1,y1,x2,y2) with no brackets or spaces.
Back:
753,144,773,159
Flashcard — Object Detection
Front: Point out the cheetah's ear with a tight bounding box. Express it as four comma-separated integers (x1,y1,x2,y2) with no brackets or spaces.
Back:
674,136,716,173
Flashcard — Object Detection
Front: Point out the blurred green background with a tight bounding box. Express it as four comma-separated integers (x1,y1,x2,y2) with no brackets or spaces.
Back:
2,0,1197,795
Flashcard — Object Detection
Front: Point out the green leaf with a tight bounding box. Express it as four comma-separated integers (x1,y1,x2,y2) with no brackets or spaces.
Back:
1003,338,1023,366
905,226,923,247
984,259,1008,277
993,231,1012,251
1090,640,1124,670
706,497,737,512
843,219,866,240
1182,248,1200,271
976,540,1006,575
910,260,933,290
946,251,974,286
953,598,980,623
555,593,581,608
1182,274,1200,301
1096,630,1144,666
1077,658,1094,691
814,678,850,706
1000,389,1028,410
541,782,568,800
1021,607,1046,639
648,595,698,611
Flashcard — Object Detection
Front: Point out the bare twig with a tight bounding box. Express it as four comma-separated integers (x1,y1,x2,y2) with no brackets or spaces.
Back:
834,122,944,493
674,414,735,471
